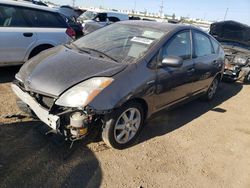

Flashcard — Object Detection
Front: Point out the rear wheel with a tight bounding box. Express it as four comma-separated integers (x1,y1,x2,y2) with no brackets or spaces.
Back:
203,77,219,101
102,101,144,149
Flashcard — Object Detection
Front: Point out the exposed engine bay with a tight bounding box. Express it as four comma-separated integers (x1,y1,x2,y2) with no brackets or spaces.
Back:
223,46,250,82
209,20,250,83
12,81,105,147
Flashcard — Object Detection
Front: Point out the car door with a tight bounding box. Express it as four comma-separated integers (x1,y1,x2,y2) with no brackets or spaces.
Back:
154,30,195,110
192,30,218,94
0,4,37,65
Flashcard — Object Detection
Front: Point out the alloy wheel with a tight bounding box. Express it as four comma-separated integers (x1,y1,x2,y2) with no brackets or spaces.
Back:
114,108,141,144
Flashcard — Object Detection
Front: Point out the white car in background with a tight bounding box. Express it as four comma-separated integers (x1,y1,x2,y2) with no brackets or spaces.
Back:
79,9,129,24
78,9,129,35
0,0,75,67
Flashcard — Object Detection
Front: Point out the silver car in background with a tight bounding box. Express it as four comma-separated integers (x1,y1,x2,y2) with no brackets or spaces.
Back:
0,0,74,67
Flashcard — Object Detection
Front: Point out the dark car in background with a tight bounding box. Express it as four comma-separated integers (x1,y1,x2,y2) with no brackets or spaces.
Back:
60,14,83,39
210,20,250,83
12,21,225,149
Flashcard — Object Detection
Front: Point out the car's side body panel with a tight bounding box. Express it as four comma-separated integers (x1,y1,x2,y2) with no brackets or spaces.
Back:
88,26,225,119
0,1,72,66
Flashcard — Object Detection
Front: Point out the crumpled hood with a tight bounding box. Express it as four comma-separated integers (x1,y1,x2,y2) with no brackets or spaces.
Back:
17,45,127,97
210,20,250,47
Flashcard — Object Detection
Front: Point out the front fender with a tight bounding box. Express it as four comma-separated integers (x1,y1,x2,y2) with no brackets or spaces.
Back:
87,61,156,117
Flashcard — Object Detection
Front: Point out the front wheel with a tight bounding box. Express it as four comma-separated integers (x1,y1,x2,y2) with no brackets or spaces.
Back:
203,77,219,101
102,101,144,149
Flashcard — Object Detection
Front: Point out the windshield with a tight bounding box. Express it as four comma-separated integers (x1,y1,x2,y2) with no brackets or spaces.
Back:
73,24,165,63
80,11,98,20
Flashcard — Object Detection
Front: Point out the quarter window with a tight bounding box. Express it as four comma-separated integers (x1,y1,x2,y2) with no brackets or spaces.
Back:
211,38,220,54
193,32,213,57
162,31,191,60
0,5,28,27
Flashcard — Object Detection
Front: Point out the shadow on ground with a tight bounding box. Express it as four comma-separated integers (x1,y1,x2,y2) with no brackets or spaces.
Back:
0,66,21,84
0,122,102,188
138,82,243,144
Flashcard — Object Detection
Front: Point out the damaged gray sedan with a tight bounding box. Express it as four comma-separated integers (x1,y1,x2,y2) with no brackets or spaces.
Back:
12,21,225,149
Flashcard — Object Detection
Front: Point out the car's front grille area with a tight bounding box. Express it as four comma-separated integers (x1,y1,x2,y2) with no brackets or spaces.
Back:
14,80,55,110
32,93,55,110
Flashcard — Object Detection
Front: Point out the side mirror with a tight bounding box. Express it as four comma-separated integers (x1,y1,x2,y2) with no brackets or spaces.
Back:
161,56,183,68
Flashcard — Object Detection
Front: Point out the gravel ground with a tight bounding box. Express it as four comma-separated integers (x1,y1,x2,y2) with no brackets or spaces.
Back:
0,66,250,188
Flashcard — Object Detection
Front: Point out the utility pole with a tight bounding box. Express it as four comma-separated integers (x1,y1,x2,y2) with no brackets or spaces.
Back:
224,8,228,21
159,0,164,18
133,0,137,15
72,0,76,7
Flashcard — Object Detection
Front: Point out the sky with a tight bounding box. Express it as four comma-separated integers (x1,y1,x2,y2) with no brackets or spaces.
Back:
51,0,250,25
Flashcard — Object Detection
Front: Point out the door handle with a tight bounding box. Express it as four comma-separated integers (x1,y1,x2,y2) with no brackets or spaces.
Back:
23,33,33,37
187,68,195,74
147,80,155,85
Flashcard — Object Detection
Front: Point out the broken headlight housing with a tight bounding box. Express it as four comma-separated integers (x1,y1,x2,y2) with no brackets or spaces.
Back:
233,56,248,65
55,77,113,108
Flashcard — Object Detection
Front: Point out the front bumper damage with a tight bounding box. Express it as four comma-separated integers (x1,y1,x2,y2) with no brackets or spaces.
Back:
12,84,60,130
11,83,105,142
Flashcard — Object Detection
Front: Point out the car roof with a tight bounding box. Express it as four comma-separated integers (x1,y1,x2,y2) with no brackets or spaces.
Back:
118,20,200,33
0,0,57,12
88,9,128,15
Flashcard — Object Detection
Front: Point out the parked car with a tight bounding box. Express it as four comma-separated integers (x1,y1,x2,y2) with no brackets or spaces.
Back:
31,0,48,7
0,0,75,67
210,21,250,82
12,21,225,149
58,5,85,21
79,9,129,34
60,14,83,39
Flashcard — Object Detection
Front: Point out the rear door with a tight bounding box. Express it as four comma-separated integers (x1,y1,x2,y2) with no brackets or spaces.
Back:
155,30,195,109
22,9,70,46
0,4,37,65
192,30,218,94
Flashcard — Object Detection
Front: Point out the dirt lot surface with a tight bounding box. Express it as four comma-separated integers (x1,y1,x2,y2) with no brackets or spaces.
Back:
0,66,250,188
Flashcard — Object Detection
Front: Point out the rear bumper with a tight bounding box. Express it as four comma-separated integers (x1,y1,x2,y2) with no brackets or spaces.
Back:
11,84,59,130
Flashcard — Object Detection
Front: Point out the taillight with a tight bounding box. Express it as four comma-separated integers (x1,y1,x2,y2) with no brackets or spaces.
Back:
66,27,76,39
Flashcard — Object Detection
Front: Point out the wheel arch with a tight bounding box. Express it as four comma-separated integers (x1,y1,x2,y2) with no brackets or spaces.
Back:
28,44,54,59
119,97,149,120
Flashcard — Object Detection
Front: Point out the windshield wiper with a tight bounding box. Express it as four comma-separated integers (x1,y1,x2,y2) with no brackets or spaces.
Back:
66,43,91,54
82,47,118,62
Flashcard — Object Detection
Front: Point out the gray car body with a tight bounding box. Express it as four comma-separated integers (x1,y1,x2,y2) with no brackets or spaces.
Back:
16,21,225,118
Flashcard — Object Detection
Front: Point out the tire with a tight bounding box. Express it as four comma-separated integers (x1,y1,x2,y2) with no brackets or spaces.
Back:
102,101,145,149
203,77,220,101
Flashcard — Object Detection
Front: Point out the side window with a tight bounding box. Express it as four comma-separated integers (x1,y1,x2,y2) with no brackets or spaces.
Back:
0,5,28,27
108,17,120,23
193,31,213,57
211,38,220,54
23,9,66,28
162,31,191,60
95,13,107,22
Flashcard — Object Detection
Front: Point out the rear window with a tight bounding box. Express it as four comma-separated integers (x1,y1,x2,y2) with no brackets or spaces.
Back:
0,5,28,27
23,9,67,28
